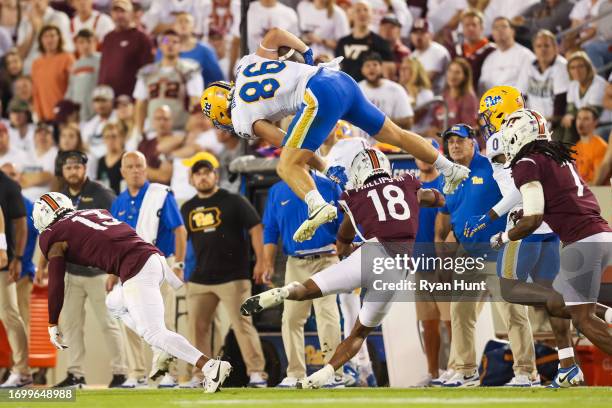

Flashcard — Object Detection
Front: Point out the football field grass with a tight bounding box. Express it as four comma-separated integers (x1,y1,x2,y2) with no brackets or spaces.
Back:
25,387,612,408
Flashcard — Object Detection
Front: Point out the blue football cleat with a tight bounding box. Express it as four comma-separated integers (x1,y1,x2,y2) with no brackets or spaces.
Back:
547,365,584,388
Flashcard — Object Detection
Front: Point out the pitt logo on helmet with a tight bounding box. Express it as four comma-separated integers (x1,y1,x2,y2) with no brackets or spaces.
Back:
200,81,234,132
478,86,524,141
484,95,502,108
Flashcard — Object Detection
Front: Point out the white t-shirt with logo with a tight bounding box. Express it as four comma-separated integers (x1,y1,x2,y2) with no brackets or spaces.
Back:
516,56,569,119
479,43,536,93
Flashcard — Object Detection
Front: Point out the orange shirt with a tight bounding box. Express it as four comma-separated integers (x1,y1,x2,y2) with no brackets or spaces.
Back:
573,135,608,183
32,52,75,121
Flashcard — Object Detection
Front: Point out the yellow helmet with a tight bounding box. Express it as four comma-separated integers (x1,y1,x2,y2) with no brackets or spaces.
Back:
478,86,524,140
200,81,234,132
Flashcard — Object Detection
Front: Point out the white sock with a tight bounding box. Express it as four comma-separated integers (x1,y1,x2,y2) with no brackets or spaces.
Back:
557,347,575,360
304,189,326,213
605,307,612,324
433,153,453,173
280,281,300,298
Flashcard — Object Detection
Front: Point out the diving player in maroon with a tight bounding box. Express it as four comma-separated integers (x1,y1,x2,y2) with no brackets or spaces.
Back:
32,192,231,393
493,110,612,386
241,149,445,388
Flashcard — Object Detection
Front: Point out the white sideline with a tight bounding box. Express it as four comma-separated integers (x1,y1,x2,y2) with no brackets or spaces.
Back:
174,397,563,405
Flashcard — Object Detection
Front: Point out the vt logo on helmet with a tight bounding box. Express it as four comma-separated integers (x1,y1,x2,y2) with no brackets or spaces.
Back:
200,81,234,133
500,109,551,162
32,192,75,233
478,86,525,141
349,148,392,189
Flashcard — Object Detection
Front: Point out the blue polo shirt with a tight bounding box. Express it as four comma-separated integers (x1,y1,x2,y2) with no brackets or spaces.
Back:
440,152,506,258
263,175,342,256
155,43,225,87
110,182,184,257
21,196,37,279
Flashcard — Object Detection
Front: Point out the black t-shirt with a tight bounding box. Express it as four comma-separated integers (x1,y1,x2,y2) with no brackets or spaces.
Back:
0,171,26,266
181,189,261,285
335,32,393,81
62,178,116,276
97,156,124,195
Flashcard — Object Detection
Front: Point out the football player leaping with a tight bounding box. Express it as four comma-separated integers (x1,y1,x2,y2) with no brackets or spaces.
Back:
33,193,231,393
200,27,469,243
241,148,446,388
493,109,612,386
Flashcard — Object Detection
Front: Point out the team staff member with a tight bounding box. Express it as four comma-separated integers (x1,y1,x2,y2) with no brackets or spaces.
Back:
111,151,187,388
180,157,268,388
262,173,343,388
0,168,29,388
433,124,536,387
37,151,128,388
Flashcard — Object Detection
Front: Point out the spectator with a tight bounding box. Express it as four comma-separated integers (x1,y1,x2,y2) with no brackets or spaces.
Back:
0,0,19,44
363,0,412,38
512,0,573,45
115,94,135,148
99,0,153,98
359,52,414,131
378,14,410,79
335,1,394,81
112,150,187,388
413,137,450,386
216,129,241,193
137,105,183,185
19,122,57,202
53,99,81,127
297,0,351,58
143,0,210,36
399,56,434,133
410,18,451,93
559,51,607,143
0,164,29,388
208,28,230,80
134,29,202,134
482,0,539,37
433,124,535,387
66,29,100,122
12,76,33,114
594,129,612,185
182,113,224,157
97,122,126,195
516,30,569,126
208,0,239,36
31,25,74,121
261,172,343,388
70,0,115,45
158,12,224,88
7,99,34,156
426,0,476,38
52,123,88,190
429,58,478,137
0,50,24,116
16,0,73,73
81,85,117,159
569,0,603,28
581,0,612,71
0,122,28,166
479,17,535,94
448,9,496,90
573,106,608,183
43,150,128,388
180,158,268,388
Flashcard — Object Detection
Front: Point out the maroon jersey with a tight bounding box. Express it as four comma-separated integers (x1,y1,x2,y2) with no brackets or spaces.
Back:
39,209,161,282
340,175,422,241
512,153,611,244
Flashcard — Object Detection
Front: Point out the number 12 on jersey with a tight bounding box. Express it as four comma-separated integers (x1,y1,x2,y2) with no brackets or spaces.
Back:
367,185,411,221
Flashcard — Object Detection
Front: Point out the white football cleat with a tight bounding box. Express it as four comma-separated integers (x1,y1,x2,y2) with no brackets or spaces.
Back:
241,287,289,316
296,365,334,389
149,348,176,381
276,377,298,388
293,203,337,242
431,369,455,387
504,374,532,387
0,373,33,388
441,163,470,194
202,359,232,393
157,373,178,388
442,370,480,387
119,376,148,389
247,372,268,388
547,365,584,388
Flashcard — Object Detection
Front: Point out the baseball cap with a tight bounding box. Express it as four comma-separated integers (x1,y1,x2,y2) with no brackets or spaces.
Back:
183,152,220,171
92,85,115,101
112,0,133,12
116,94,133,106
442,124,474,139
61,150,88,166
412,18,430,33
8,99,29,113
381,14,402,27
54,99,80,123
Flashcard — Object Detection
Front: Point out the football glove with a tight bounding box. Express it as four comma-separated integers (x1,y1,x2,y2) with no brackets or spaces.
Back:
325,165,348,189
48,325,68,350
441,163,470,194
303,48,315,65
463,214,491,238
490,231,509,250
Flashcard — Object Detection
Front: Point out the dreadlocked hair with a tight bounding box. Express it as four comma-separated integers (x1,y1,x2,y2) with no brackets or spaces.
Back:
510,140,576,168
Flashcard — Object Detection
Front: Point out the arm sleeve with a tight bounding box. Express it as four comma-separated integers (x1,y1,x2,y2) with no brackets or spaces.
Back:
238,195,262,230
47,255,67,325
161,193,185,230
491,185,523,217
520,181,545,216
262,187,280,245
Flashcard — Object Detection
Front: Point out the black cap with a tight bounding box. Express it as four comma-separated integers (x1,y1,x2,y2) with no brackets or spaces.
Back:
61,150,88,166
191,159,215,173
362,51,383,64
381,14,402,27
